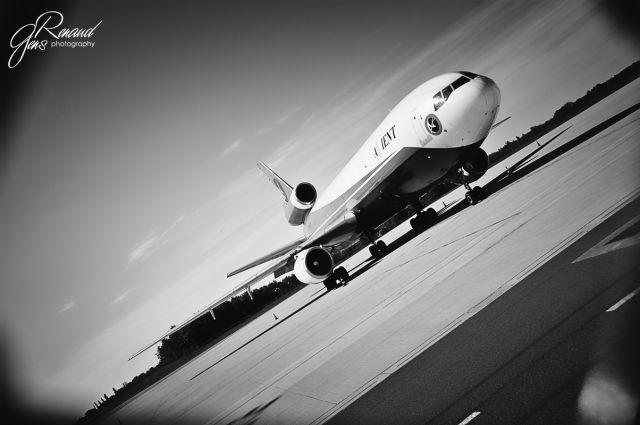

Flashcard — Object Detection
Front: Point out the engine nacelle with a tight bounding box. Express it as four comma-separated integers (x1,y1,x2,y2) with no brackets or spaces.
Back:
293,247,334,284
451,148,489,184
284,182,317,226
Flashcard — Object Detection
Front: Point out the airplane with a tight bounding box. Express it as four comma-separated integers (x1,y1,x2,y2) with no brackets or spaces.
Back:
129,71,502,360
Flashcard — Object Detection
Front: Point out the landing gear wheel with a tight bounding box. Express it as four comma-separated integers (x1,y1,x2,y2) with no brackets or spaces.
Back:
465,186,485,205
324,266,350,290
465,191,477,205
323,276,338,291
334,266,349,285
410,208,438,230
472,186,485,200
369,240,388,259
424,207,438,222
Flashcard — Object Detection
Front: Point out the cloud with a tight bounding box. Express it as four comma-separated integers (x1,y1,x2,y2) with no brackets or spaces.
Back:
253,106,302,138
254,126,272,137
128,233,157,263
265,139,300,168
273,114,290,126
220,138,243,157
58,302,75,314
215,167,262,201
111,290,130,305
127,215,185,265
273,106,300,125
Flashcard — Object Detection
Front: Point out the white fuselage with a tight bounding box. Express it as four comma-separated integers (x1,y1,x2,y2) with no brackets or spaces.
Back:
304,72,501,238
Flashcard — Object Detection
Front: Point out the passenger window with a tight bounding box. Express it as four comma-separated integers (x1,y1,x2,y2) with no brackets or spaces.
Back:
433,92,444,111
442,85,453,101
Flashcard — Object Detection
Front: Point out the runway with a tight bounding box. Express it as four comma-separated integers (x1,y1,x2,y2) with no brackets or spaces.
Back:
106,81,640,424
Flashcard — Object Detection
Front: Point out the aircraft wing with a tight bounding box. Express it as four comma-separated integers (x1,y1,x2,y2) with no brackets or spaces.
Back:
128,255,290,361
297,154,400,251
227,236,305,277
229,153,393,277
130,155,398,360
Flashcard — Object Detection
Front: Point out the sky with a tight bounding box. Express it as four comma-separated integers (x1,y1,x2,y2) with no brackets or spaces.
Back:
0,0,638,417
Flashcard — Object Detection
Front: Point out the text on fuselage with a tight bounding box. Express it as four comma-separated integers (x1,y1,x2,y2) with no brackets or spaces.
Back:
373,125,396,158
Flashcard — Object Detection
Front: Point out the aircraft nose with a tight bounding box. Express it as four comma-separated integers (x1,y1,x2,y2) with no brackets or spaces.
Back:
477,75,501,111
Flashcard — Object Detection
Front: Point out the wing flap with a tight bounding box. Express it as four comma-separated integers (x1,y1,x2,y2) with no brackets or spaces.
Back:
227,236,305,277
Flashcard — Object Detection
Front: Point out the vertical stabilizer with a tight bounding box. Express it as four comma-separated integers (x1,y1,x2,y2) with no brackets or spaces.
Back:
257,161,294,202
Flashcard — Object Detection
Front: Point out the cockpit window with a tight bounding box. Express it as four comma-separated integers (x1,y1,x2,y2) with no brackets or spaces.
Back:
450,76,468,90
441,85,453,102
433,92,445,111
433,74,474,111
459,71,478,79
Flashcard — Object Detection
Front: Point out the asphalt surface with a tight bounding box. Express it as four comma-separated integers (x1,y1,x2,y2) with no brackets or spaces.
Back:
329,196,640,425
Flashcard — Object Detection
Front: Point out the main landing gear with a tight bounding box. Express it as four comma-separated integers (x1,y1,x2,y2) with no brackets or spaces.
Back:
362,228,388,260
410,207,438,231
323,266,349,291
464,183,486,205
368,240,388,260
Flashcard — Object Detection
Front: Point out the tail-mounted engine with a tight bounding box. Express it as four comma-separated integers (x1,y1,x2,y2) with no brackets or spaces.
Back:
450,148,489,185
293,246,334,284
284,182,317,225
257,162,317,226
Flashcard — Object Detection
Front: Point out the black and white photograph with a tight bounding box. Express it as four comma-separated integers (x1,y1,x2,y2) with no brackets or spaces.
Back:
1,1,639,424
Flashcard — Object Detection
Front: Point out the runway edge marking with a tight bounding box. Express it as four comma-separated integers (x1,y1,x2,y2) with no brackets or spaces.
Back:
606,287,639,312
573,214,640,263
458,411,481,425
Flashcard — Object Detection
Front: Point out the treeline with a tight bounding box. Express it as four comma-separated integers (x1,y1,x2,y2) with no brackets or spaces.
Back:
156,275,303,365
77,274,304,423
488,60,640,164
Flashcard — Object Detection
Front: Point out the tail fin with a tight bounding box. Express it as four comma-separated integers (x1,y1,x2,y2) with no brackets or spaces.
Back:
257,161,293,202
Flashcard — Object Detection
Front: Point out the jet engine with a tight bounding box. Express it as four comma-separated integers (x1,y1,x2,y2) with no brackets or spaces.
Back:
293,246,334,284
451,148,489,184
284,182,317,225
